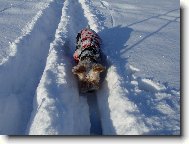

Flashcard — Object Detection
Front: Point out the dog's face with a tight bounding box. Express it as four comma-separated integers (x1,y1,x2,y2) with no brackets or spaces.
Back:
72,63,105,92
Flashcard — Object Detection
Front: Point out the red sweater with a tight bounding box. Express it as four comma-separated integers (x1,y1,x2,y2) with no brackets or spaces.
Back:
73,28,101,62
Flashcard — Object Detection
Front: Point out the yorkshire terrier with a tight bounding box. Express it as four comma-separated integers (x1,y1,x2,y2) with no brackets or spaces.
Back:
72,27,105,93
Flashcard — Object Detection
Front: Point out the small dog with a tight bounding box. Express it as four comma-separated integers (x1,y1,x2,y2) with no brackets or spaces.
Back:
72,27,105,93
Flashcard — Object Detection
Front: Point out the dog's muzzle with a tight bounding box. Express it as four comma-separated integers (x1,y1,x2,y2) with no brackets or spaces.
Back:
79,80,99,93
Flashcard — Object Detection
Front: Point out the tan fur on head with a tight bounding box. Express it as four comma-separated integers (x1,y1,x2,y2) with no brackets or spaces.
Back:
72,65,86,80
72,59,106,92
92,64,105,73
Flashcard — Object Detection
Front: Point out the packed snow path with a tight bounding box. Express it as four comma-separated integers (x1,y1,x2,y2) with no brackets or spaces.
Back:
0,0,180,135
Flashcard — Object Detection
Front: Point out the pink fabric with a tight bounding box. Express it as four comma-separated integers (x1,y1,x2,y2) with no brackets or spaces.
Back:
73,28,101,62
80,29,100,49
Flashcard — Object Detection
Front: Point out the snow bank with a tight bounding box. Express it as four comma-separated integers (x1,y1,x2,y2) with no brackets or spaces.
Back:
97,63,179,135
28,0,90,135
0,0,63,134
97,66,149,135
93,0,180,135
79,0,104,32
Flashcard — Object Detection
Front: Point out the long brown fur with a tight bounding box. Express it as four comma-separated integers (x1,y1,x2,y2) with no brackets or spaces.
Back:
72,57,105,93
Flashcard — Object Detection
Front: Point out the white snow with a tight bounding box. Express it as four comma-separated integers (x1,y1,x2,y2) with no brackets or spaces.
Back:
0,0,63,134
138,78,166,92
97,66,149,135
0,0,180,135
28,0,90,135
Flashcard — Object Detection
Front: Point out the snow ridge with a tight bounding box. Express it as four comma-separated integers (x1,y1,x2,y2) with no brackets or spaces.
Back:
29,0,107,135
79,0,105,32
97,62,180,135
0,0,63,134
0,0,52,65
125,65,180,135
97,66,149,135
28,0,91,135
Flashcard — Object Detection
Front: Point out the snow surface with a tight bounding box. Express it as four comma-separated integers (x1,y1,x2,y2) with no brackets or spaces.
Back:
0,0,180,135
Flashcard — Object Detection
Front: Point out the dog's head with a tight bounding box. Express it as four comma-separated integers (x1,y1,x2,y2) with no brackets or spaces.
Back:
72,62,105,93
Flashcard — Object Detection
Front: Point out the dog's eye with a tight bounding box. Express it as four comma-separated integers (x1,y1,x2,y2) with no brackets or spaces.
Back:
77,66,86,73
72,65,86,74
93,64,105,72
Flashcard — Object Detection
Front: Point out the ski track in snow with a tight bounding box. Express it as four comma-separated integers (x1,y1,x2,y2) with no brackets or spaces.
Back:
0,0,180,135
100,0,115,27
0,0,63,134
0,2,26,13
29,0,105,135
29,0,104,135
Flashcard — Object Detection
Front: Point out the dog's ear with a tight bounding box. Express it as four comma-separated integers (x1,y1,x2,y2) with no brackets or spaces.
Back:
72,65,86,74
93,64,105,73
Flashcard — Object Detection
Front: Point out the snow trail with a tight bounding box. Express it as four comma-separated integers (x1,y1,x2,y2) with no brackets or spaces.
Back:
79,0,142,135
78,0,107,135
28,0,97,135
29,0,106,135
87,94,102,135
0,0,180,135
79,0,149,135
100,1,115,27
0,2,25,13
79,0,104,32
0,0,63,134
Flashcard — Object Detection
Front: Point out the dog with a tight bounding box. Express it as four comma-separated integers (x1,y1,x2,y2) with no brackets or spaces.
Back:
72,27,106,93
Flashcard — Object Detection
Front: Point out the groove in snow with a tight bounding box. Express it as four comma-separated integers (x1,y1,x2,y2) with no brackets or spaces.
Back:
0,0,63,135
